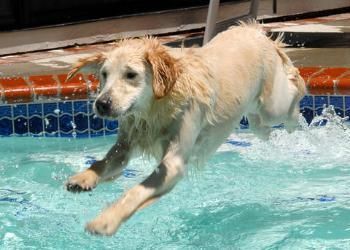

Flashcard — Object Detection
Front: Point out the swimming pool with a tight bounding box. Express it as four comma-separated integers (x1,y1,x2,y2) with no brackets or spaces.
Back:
1,109,350,249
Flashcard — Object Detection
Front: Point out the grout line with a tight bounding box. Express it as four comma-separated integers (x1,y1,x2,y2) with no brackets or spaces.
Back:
23,76,35,102
343,95,345,117
26,103,29,135
11,104,15,136
53,75,61,100
41,102,45,137
56,102,61,137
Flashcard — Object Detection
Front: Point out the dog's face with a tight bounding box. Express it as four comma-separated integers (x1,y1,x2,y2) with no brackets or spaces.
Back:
95,43,154,118
67,39,180,119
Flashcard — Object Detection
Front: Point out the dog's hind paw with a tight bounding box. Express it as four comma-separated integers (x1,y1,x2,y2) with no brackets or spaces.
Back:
66,170,99,193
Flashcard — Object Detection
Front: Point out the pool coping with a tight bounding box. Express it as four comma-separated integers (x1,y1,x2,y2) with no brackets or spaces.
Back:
1,67,349,104
1,12,350,103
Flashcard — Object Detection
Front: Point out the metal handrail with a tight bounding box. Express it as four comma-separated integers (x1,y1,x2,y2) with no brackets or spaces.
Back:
203,0,260,44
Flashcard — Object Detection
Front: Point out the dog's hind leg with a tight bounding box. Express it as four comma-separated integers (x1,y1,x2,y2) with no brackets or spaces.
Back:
247,113,272,140
284,101,301,133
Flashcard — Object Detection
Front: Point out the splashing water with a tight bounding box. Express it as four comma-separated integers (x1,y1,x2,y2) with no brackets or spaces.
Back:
0,106,350,249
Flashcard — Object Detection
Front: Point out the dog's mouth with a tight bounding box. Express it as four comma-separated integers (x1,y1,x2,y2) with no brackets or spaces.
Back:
94,102,135,119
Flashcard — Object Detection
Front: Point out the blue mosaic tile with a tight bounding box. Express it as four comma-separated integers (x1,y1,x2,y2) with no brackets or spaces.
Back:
105,130,116,136
0,118,13,136
329,96,344,109
105,120,118,131
90,115,103,131
301,107,314,124
75,131,90,138
0,106,12,117
345,96,350,110
28,103,42,116
59,114,73,133
88,100,94,113
13,104,27,117
29,116,43,135
44,131,59,137
90,130,105,137
74,113,89,132
300,96,313,108
59,101,73,114
59,132,75,138
44,103,58,115
314,96,328,108
2,93,350,137
73,101,88,113
44,115,58,134
14,117,28,135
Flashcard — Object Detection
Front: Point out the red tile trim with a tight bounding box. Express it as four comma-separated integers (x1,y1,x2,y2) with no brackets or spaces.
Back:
301,67,350,95
0,77,32,103
1,67,350,103
335,71,350,95
86,74,100,98
57,73,88,100
29,75,59,100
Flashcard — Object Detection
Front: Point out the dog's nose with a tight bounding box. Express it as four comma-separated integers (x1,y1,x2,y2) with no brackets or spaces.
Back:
95,97,111,116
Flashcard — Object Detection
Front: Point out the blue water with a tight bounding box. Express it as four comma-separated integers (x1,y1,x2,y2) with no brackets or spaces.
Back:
1,115,350,249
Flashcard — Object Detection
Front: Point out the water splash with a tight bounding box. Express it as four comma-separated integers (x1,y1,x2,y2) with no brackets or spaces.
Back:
309,105,349,129
231,105,350,169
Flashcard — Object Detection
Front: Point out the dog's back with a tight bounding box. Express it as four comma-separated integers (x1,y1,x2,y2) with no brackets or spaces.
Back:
197,23,306,137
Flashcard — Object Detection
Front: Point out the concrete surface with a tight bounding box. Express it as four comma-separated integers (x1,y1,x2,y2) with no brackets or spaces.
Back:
0,12,350,77
0,0,350,55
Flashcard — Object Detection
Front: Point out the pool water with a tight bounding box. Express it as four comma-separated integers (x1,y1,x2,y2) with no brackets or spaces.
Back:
1,112,350,249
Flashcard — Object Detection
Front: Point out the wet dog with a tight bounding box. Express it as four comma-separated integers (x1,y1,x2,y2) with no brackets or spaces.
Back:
66,23,305,235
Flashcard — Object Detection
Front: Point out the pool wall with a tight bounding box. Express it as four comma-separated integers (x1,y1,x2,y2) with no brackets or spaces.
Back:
1,12,350,137
0,73,118,137
0,67,349,137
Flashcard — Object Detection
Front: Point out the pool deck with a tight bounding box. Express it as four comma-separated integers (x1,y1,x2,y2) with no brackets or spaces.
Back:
0,12,350,103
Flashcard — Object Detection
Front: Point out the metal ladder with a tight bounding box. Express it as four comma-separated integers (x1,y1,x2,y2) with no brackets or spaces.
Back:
203,0,261,44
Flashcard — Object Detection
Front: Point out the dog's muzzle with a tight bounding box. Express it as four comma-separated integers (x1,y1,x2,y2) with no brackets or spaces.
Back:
95,97,112,117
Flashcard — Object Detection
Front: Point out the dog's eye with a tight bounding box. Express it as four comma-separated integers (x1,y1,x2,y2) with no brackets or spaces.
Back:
101,70,108,80
126,72,137,79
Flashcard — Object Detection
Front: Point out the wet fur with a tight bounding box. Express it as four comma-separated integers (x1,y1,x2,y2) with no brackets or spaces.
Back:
66,23,306,236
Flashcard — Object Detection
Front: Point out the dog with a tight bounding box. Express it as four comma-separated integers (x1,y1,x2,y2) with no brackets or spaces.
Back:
65,22,306,236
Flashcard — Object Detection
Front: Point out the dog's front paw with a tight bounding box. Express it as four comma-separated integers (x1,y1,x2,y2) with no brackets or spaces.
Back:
85,213,121,236
66,170,99,192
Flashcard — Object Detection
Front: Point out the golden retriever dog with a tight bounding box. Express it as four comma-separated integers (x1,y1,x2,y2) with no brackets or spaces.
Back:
66,23,306,236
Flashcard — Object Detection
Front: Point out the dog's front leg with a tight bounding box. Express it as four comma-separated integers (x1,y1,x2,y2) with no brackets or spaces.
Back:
85,105,202,236
85,151,185,236
66,137,131,192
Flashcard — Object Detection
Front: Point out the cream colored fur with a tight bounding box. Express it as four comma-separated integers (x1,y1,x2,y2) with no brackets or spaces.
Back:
66,23,306,236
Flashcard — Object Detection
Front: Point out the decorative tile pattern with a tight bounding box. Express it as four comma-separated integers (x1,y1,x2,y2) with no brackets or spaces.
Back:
0,95,349,137
0,100,117,137
1,67,350,137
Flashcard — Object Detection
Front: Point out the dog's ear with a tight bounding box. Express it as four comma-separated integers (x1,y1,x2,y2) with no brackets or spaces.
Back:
145,41,180,99
66,53,105,81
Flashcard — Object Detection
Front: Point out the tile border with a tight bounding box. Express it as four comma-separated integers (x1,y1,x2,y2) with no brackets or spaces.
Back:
1,67,350,103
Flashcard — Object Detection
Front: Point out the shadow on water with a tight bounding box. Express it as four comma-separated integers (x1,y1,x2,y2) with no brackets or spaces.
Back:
0,188,48,218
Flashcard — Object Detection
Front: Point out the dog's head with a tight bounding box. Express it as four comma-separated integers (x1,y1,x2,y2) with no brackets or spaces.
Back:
67,38,180,119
